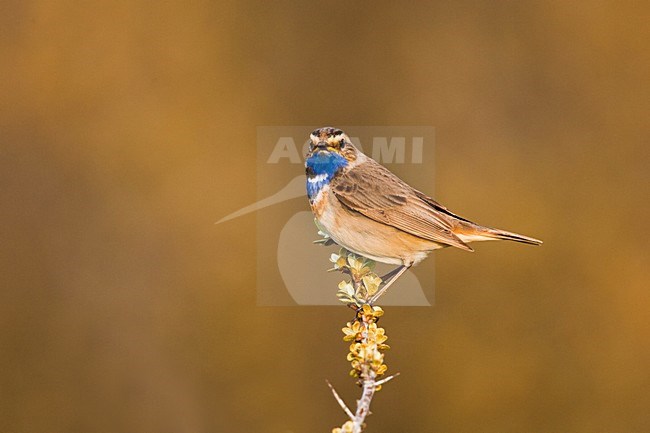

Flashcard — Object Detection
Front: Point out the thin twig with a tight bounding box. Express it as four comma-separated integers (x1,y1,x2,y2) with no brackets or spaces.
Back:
327,380,355,420
368,265,409,304
374,372,400,387
352,373,377,432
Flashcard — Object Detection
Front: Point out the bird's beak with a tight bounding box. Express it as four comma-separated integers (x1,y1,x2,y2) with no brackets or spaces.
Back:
311,141,333,154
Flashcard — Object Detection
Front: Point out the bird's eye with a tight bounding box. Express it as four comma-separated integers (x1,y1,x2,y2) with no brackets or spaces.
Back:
339,139,346,148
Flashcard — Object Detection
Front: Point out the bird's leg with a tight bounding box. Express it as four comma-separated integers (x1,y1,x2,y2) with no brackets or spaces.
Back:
368,265,411,305
377,266,401,282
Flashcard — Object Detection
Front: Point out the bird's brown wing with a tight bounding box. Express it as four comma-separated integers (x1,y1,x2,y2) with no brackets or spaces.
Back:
330,160,473,251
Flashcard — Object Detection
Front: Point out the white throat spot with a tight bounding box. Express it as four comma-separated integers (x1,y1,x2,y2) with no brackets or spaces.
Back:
307,173,329,184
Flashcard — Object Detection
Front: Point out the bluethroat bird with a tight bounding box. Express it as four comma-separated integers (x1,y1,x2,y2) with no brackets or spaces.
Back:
305,127,542,302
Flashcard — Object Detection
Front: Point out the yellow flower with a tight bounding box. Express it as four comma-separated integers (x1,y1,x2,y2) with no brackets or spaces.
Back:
330,250,348,270
338,280,355,296
333,421,354,433
347,254,375,276
342,321,363,341
362,274,382,296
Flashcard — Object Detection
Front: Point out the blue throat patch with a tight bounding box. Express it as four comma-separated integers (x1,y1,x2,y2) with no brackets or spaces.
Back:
305,151,348,199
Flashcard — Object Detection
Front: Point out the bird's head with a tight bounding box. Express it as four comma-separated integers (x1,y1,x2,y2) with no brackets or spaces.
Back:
306,127,359,163
305,127,360,200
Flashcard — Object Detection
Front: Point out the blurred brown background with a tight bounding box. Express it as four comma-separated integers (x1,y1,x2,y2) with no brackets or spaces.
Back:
1,1,648,432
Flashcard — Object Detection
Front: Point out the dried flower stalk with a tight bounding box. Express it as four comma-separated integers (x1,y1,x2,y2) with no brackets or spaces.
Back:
325,247,399,433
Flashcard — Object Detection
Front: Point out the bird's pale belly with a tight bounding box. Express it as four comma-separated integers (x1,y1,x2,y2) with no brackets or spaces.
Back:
312,187,441,266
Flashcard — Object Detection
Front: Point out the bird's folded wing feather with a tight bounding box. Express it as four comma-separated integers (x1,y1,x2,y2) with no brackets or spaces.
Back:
330,161,473,251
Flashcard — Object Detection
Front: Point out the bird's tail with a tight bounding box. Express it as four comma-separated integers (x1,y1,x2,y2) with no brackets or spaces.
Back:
454,222,543,246
483,227,543,245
